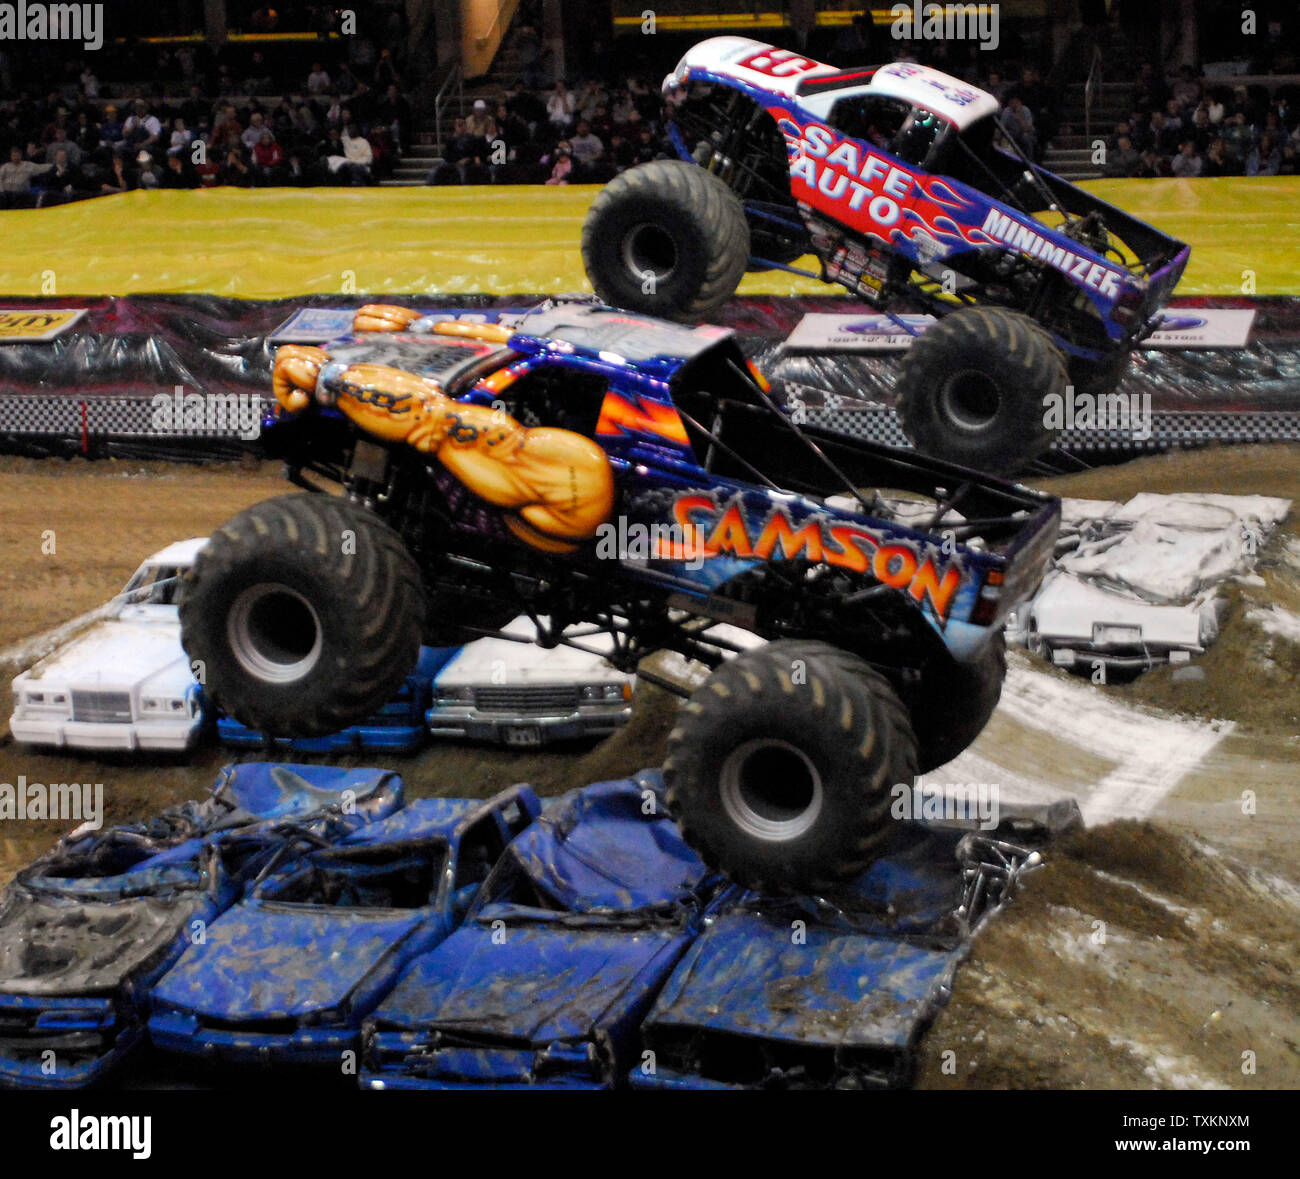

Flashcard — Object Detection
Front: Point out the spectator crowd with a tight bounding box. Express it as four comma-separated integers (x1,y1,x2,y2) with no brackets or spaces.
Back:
424,14,1060,186
3,4,1297,208
1101,63,1300,177
426,71,684,187
0,15,411,207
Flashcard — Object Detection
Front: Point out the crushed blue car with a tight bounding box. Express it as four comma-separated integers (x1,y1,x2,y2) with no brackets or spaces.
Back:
632,801,1082,1090
147,784,540,1067
361,771,728,1090
0,763,402,1089
217,646,460,754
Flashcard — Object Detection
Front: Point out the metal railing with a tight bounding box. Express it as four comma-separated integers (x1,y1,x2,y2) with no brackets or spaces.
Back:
1083,44,1103,144
433,60,463,155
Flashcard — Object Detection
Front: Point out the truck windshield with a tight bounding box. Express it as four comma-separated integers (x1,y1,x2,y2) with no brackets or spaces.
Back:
827,95,949,166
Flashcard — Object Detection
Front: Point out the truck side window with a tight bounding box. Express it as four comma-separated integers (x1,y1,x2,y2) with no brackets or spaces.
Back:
828,96,946,167
828,95,910,151
481,363,608,435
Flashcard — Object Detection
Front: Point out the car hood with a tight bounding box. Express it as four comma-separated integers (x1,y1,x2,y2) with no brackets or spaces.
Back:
18,616,188,689
666,35,839,96
434,635,624,687
373,920,690,1042
152,904,434,1021
0,890,203,996
645,913,958,1050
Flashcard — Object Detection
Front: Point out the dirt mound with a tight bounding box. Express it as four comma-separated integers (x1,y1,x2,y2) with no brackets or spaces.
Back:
916,821,1300,1089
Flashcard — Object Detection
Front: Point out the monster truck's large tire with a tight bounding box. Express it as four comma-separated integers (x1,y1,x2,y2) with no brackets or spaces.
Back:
663,640,918,893
908,633,1007,775
896,307,1064,474
1068,351,1130,400
581,160,749,321
179,494,423,737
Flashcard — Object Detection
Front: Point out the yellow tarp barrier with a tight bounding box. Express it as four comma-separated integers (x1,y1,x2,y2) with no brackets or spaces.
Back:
0,178,1295,299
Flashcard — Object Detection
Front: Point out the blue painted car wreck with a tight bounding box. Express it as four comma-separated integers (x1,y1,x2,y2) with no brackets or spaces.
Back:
362,771,725,1090
148,784,541,1067
632,801,1081,1089
0,763,402,1089
217,646,460,754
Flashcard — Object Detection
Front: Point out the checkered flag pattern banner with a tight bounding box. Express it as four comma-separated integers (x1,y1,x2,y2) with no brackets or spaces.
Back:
2,395,1299,453
0,395,273,437
808,406,1300,451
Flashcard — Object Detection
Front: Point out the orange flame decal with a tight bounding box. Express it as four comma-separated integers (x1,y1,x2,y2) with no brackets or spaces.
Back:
596,392,690,445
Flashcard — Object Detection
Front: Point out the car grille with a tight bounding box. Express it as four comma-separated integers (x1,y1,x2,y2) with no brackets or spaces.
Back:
71,690,133,724
473,685,579,714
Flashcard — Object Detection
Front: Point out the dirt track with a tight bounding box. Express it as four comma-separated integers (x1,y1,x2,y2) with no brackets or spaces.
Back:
0,447,1297,1089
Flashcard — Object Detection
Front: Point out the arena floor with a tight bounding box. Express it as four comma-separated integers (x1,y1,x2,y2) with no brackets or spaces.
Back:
2,445,1296,1090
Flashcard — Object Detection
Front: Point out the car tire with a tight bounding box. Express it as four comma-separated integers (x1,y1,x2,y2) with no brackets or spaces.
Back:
663,640,918,893
908,633,1007,775
896,306,1063,474
581,160,750,321
179,494,424,737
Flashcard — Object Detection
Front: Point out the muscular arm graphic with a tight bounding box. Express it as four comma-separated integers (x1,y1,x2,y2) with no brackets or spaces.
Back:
272,345,614,551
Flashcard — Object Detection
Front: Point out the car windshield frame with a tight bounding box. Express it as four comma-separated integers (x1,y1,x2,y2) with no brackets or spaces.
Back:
121,564,187,606
827,92,954,168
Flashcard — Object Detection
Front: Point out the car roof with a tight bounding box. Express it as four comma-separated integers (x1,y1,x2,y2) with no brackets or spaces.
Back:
321,333,512,388
508,302,734,364
864,62,999,129
795,62,999,131
141,537,209,568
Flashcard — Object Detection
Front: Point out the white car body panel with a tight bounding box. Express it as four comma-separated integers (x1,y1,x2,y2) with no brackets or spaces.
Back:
665,36,841,97
428,616,633,745
1027,570,1211,651
665,37,998,130
433,617,626,689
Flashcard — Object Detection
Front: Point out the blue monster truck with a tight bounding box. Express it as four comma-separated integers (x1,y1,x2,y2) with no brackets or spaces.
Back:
180,300,1059,893
581,37,1190,472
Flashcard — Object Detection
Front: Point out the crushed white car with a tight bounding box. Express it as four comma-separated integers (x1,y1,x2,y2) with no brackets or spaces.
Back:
1007,494,1291,677
9,539,209,751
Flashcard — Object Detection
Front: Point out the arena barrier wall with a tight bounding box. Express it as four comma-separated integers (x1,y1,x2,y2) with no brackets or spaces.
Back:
0,178,1297,299
2,293,1298,464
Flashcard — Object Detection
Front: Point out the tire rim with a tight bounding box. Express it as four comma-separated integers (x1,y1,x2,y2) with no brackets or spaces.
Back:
719,738,824,843
621,222,678,286
939,369,1002,432
227,583,323,684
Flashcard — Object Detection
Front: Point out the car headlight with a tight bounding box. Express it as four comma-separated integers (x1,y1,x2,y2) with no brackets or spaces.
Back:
142,697,187,714
23,690,68,709
581,683,630,702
